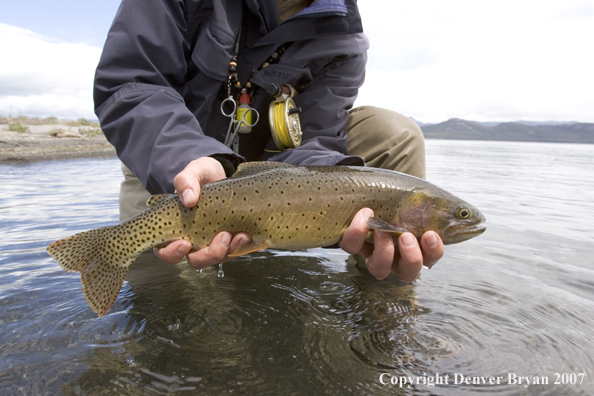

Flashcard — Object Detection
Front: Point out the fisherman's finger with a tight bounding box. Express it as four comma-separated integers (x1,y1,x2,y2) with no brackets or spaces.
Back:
228,232,251,256
420,231,444,269
187,231,233,270
174,157,226,207
173,169,201,208
339,208,374,255
154,240,192,265
359,241,374,259
393,232,423,283
367,230,394,280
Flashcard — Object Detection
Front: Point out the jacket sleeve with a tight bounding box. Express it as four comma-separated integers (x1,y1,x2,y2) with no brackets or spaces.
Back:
94,0,241,194
265,33,368,167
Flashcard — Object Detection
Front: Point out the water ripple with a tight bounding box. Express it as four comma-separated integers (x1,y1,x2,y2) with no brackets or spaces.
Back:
2,144,594,395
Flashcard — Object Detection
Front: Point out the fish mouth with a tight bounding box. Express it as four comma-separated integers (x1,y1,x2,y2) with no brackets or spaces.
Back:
443,221,487,243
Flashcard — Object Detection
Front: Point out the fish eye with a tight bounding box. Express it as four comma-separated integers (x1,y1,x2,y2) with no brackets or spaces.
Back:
457,207,471,219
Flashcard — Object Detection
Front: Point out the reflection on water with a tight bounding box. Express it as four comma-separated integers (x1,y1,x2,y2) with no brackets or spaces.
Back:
1,141,593,395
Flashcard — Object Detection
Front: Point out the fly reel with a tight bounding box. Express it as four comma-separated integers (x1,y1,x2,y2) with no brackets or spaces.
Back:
267,83,302,151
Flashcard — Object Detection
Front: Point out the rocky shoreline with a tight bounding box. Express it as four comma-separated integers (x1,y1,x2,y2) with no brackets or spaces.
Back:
0,118,116,165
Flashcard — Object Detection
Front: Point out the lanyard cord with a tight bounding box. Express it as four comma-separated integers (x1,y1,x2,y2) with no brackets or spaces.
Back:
226,20,242,98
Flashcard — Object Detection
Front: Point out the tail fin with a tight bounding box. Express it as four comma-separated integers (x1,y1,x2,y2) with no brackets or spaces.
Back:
47,226,138,317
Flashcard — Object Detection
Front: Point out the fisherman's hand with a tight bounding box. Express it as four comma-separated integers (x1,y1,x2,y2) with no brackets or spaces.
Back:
339,208,444,282
172,156,227,207
154,232,251,269
154,157,251,268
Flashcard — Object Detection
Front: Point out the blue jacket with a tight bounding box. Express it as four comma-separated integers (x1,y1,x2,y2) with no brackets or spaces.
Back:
94,0,369,193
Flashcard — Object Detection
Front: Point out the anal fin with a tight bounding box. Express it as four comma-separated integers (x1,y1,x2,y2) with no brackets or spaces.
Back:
228,242,271,257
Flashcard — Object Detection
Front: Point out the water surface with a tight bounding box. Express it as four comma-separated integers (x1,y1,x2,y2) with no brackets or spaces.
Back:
1,140,592,395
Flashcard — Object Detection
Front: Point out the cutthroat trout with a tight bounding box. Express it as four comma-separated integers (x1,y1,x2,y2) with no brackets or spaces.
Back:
47,162,486,317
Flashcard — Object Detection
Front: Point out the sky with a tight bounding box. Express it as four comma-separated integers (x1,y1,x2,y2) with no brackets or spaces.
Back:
1,0,593,124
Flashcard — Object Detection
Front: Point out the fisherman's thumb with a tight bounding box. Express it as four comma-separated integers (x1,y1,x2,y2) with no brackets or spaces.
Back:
174,157,227,207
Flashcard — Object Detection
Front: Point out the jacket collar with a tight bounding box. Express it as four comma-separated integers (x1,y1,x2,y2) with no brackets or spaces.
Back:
245,0,350,35
293,0,348,19
247,0,359,47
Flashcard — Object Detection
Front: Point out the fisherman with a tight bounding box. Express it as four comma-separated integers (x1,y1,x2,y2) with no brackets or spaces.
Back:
93,0,444,282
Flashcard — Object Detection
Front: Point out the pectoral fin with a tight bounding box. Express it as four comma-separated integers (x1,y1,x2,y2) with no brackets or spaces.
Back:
228,242,271,257
366,217,406,236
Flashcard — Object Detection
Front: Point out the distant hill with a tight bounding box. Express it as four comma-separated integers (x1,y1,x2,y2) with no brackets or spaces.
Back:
420,118,594,144
409,117,431,127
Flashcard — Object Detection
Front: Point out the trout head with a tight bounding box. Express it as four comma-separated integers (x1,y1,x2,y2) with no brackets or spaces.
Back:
396,188,486,245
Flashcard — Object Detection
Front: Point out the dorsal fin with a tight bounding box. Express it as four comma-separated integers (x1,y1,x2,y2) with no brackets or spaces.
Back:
230,161,295,179
146,194,172,207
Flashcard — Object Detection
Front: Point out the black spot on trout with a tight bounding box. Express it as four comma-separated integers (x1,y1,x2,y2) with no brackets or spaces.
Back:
47,162,486,317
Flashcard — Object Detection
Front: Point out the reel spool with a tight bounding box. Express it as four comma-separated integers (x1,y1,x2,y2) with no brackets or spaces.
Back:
267,83,302,151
